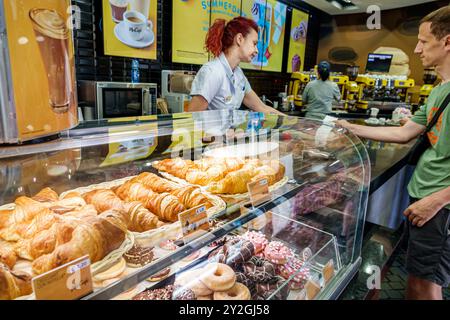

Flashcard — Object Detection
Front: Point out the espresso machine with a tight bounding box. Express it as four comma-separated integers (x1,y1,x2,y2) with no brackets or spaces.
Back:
288,72,311,109
161,70,196,114
419,69,438,106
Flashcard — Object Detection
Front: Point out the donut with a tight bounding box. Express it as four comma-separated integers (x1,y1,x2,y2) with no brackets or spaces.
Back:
213,282,251,300
197,294,214,300
263,241,293,265
277,257,310,290
159,239,178,251
123,245,154,268
208,238,255,267
243,256,276,283
132,285,174,300
255,275,290,300
175,268,213,296
146,267,171,282
93,257,126,282
236,272,256,296
241,231,269,254
201,263,236,291
172,286,197,300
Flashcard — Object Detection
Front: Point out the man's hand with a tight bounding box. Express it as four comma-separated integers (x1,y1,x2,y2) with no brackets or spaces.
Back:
335,120,353,130
403,194,445,227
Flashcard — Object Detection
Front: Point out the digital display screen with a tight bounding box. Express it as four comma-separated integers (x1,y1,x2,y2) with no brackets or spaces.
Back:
365,53,393,73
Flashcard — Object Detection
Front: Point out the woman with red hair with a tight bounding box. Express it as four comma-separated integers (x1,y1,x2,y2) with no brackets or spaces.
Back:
188,17,282,115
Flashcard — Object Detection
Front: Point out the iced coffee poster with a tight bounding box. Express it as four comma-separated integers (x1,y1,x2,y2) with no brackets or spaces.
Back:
172,0,210,65
287,8,309,73
3,0,78,141
103,0,157,59
261,0,286,72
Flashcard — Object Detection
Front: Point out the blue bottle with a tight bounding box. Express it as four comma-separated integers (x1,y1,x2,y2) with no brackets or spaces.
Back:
131,59,140,83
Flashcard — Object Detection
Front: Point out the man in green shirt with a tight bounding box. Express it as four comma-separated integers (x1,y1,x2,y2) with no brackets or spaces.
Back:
338,6,450,300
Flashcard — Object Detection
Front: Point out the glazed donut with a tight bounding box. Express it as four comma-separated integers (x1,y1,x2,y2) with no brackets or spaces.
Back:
241,231,269,254
263,241,293,265
278,257,310,290
175,268,213,297
201,263,236,291
213,282,251,300
243,256,276,283
255,275,290,300
208,238,255,267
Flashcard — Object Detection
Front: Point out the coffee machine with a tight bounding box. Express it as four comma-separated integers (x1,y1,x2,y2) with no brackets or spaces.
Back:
419,69,438,106
161,70,196,114
288,72,311,109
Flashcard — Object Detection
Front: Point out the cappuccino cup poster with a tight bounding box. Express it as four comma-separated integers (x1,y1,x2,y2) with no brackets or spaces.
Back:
103,0,157,59
3,0,78,141
287,8,309,73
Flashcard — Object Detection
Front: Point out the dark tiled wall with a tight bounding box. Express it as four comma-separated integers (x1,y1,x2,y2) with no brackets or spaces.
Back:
72,0,325,101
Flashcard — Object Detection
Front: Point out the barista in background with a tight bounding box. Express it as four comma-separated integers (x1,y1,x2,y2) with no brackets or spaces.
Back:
302,61,341,120
188,17,283,116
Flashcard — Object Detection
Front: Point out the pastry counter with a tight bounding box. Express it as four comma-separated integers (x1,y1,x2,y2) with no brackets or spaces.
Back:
0,110,370,300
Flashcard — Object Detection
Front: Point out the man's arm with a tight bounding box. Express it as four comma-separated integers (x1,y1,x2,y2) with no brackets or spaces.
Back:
187,95,208,112
336,119,425,144
243,90,284,115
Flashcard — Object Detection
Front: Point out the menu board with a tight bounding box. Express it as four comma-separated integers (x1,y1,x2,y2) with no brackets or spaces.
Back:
261,0,287,72
172,0,210,64
103,0,158,59
240,0,266,70
210,0,242,22
287,8,309,73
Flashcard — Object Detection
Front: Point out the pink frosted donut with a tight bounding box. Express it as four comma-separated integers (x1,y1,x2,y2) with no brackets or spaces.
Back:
159,239,178,251
241,231,269,254
263,241,293,265
278,257,310,290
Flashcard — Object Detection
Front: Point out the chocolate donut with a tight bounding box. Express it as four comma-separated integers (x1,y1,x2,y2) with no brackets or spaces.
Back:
243,256,276,283
236,271,256,296
255,275,290,300
124,245,154,268
132,285,174,300
172,285,197,300
208,238,255,267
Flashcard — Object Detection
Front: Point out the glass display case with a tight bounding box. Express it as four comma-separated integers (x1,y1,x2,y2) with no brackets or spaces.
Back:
0,110,370,300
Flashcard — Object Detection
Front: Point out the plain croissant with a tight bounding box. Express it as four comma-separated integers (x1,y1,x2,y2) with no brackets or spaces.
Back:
124,201,164,232
0,263,32,300
0,197,52,229
152,158,195,179
208,166,258,194
32,187,59,203
0,241,17,270
170,186,212,209
83,189,124,213
131,172,175,193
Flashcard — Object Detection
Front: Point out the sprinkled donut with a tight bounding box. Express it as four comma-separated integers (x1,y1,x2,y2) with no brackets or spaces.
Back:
172,285,197,300
213,282,251,300
241,231,269,254
243,256,276,283
263,241,294,265
278,257,310,290
201,263,236,291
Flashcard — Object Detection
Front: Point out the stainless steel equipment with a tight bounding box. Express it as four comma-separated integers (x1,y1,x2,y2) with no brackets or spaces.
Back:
77,81,157,120
161,70,196,113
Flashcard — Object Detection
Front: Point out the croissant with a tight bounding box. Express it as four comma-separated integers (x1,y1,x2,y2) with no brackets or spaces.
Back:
144,192,185,222
1,212,62,242
60,191,82,200
32,211,126,275
45,196,87,215
185,164,227,186
208,166,258,194
115,181,154,203
124,202,163,232
0,263,32,300
0,197,52,229
0,241,17,269
153,158,195,179
63,204,98,220
170,186,212,209
32,187,59,203
83,189,124,213
131,172,175,193
252,161,285,186
15,221,76,261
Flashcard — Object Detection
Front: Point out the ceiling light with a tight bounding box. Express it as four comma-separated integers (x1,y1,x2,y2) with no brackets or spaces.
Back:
330,1,343,9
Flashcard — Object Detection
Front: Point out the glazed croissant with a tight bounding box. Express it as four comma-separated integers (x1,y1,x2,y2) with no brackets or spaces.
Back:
152,158,195,179
124,202,164,233
170,186,212,209
131,172,175,193
0,263,32,300
32,187,59,203
115,181,185,222
32,211,126,275
83,189,124,213
0,241,17,269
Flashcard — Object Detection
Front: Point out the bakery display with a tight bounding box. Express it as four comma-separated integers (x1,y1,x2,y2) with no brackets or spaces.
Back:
153,157,286,195
0,263,32,300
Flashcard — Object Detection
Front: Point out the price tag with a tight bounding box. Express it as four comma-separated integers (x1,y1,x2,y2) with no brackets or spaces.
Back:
305,279,321,300
247,178,271,207
322,259,335,285
32,255,93,300
178,204,209,244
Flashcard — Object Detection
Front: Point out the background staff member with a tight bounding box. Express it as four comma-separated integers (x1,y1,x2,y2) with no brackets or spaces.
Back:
302,60,341,120
188,17,283,115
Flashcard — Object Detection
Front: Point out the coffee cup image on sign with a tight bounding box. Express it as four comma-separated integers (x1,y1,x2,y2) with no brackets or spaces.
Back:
29,8,72,113
110,0,128,23
123,10,153,41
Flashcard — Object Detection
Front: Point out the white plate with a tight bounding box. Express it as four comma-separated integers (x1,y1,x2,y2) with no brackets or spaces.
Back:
114,21,154,49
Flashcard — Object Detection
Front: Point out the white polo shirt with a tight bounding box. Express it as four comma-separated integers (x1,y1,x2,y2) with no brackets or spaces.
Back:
190,53,252,110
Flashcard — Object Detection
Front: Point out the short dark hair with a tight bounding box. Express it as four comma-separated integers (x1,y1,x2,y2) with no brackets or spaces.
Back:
420,6,450,40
